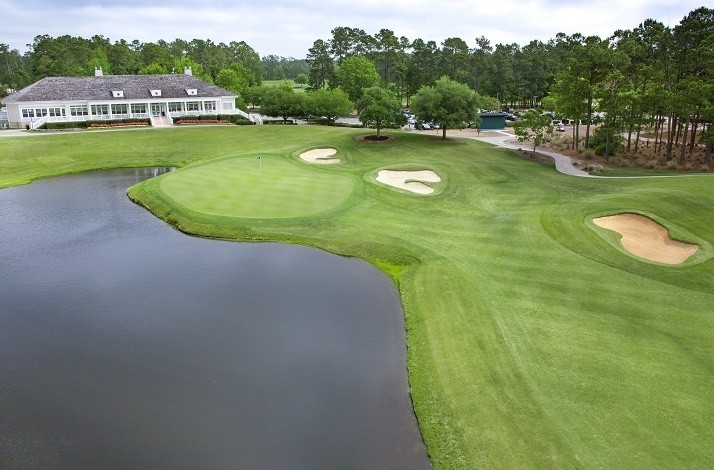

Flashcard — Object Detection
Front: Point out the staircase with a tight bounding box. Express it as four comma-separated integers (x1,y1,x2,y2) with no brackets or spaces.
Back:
150,115,172,127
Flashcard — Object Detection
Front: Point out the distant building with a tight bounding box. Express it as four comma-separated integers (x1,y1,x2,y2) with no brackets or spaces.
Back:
0,107,8,128
1,67,256,129
478,112,508,130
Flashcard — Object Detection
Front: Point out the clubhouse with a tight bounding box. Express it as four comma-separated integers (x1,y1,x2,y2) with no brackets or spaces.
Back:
1,67,257,129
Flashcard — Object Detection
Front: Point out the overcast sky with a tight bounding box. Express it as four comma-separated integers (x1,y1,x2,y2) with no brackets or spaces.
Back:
0,0,705,58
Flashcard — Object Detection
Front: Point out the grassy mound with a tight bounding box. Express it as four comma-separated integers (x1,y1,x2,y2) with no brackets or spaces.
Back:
2,125,713,469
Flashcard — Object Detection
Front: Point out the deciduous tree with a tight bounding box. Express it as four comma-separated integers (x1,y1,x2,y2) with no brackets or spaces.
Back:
411,76,480,139
356,86,406,137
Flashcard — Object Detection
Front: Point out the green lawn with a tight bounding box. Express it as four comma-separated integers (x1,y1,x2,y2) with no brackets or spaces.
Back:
1,126,712,469
262,79,308,93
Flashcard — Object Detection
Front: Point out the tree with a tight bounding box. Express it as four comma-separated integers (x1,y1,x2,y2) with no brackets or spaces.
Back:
216,68,249,95
336,56,381,102
305,88,353,124
261,84,303,123
411,76,480,139
306,39,335,90
138,62,168,75
227,41,263,86
243,85,268,108
294,73,308,86
513,109,554,152
356,86,406,137
174,57,213,83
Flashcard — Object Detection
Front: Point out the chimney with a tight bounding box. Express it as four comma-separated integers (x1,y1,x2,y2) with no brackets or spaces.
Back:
184,67,192,76
95,67,103,77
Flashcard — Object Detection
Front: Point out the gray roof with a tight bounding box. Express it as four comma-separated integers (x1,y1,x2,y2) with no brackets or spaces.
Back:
3,74,236,103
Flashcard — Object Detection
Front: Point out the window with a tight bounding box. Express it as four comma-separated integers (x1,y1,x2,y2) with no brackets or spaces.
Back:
35,108,48,117
70,105,88,116
168,102,183,112
203,101,216,112
111,104,128,115
185,88,198,96
131,103,146,114
21,108,34,118
222,101,233,111
150,89,161,97
112,90,124,98
48,107,65,117
185,101,201,112
91,104,109,116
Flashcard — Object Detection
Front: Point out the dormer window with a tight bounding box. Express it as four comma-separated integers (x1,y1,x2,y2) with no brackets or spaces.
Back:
112,90,124,98
150,89,162,97
185,88,198,96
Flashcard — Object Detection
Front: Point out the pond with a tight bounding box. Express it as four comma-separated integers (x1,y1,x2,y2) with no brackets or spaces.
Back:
0,169,429,469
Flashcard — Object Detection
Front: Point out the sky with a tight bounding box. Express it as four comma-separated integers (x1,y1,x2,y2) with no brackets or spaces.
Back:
0,0,706,58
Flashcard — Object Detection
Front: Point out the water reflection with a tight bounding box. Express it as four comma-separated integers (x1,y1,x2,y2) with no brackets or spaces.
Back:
0,169,429,469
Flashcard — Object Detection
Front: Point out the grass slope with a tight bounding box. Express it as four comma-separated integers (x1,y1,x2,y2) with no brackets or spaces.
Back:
1,126,712,469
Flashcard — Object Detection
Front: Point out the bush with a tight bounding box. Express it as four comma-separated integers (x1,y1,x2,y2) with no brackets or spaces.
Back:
589,127,624,156
582,148,595,160
666,159,677,170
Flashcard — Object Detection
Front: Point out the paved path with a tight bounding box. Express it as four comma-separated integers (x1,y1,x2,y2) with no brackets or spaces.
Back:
453,130,592,177
466,131,712,179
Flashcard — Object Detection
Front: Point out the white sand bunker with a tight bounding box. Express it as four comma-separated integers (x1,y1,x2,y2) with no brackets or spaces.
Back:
300,148,340,164
376,170,441,195
593,213,698,264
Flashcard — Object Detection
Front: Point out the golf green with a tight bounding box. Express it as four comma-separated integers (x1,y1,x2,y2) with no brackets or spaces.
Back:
159,156,355,218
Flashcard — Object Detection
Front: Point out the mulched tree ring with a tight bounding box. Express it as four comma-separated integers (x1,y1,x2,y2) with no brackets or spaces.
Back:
354,135,395,143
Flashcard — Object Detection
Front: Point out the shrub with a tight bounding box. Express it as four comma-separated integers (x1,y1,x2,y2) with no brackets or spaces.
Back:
666,159,677,170
589,127,624,156
700,164,710,172
583,148,595,160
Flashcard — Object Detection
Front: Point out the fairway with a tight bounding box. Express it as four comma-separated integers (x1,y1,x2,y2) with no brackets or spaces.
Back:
2,125,712,469
160,156,354,218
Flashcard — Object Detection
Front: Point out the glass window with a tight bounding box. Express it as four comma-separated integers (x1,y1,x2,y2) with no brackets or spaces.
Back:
48,107,65,117
91,104,109,115
70,105,88,116
203,101,216,112
22,108,35,118
222,101,232,110
111,104,127,115
185,101,201,112
130,103,146,114
35,108,48,117
168,102,183,112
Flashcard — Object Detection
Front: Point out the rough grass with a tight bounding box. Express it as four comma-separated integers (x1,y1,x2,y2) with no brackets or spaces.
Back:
1,125,713,469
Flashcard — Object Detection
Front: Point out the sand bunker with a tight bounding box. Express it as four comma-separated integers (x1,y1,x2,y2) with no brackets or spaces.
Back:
593,213,698,264
376,170,441,195
300,148,340,164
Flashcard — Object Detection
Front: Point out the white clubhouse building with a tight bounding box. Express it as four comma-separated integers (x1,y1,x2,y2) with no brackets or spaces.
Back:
1,67,258,129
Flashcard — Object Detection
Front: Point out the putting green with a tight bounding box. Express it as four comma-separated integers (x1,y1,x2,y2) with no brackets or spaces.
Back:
159,156,354,218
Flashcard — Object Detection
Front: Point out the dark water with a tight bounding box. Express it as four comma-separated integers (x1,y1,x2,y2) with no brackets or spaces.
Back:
0,169,429,469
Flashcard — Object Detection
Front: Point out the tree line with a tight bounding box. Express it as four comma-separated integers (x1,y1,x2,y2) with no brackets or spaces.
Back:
304,7,712,162
0,35,306,94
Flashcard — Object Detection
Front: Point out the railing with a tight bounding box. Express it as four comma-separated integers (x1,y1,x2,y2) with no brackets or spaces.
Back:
27,109,259,127
29,115,49,130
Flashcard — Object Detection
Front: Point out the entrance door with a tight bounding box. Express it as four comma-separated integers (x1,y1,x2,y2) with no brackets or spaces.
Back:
150,103,163,117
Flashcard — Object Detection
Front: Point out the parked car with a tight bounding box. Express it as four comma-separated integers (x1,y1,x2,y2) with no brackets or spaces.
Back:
555,123,565,132
416,122,431,130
